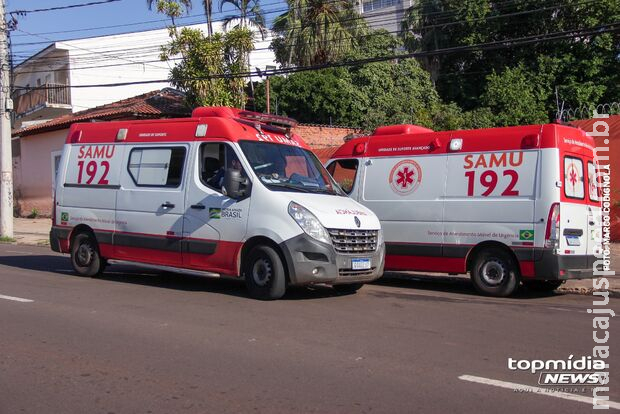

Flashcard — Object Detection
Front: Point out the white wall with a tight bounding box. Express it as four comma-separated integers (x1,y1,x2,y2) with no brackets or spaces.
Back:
63,22,277,111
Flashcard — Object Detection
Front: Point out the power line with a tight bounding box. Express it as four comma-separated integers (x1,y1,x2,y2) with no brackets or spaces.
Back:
10,0,612,79
12,0,595,62
10,0,542,45
12,23,618,90
9,0,122,16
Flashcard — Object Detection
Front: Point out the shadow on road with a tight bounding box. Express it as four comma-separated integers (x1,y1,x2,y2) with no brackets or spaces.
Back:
0,253,345,301
374,271,566,300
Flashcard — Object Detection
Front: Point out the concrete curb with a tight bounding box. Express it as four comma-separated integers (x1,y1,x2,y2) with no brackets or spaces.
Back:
558,286,620,298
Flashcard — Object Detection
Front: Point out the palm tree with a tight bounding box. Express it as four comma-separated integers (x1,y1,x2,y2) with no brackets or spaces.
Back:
147,0,214,36
219,0,267,40
272,0,367,67
400,0,445,84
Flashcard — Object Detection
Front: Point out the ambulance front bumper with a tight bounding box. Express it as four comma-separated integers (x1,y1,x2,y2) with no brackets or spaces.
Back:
279,234,384,286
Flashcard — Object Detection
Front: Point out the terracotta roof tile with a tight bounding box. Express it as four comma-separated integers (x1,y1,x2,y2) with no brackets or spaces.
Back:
13,88,190,138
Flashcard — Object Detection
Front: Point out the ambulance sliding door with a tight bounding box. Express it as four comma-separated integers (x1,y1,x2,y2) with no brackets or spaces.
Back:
361,151,447,270
115,144,188,266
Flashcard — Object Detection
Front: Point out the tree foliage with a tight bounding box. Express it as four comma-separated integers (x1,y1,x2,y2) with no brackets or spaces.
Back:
401,0,620,120
158,10,255,108
271,0,368,67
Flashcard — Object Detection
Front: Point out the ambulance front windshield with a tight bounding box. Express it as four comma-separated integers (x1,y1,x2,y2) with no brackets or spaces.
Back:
239,141,345,196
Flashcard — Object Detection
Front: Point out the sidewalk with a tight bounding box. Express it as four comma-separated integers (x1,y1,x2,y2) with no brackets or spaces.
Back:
11,217,52,246
6,218,620,296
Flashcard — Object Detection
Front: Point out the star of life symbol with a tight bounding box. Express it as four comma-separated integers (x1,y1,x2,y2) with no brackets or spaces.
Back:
566,162,580,191
389,159,422,195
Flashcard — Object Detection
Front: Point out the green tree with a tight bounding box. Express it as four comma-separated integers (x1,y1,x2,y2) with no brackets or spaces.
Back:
157,1,255,108
400,0,619,117
255,33,449,131
220,0,267,39
271,0,368,67
481,65,548,126
148,0,215,36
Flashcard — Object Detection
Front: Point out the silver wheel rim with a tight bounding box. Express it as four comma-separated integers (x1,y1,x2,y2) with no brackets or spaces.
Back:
480,259,506,286
76,242,94,267
252,258,272,287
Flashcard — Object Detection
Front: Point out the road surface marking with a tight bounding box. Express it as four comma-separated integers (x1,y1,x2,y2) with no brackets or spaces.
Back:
0,294,34,303
459,375,620,410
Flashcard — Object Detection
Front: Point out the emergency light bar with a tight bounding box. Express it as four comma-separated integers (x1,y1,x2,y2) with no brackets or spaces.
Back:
238,111,298,128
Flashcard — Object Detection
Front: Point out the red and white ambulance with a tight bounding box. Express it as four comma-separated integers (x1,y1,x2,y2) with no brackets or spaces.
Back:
326,123,601,296
50,107,384,299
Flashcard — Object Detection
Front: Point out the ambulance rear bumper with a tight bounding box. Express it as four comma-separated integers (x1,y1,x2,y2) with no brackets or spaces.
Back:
533,249,596,280
279,234,384,286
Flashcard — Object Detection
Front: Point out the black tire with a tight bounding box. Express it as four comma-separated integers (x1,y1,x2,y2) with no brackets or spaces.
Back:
70,232,105,277
470,248,519,297
522,280,563,292
333,283,364,295
244,245,286,300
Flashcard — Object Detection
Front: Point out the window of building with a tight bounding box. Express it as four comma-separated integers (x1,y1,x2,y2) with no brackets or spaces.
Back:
563,156,584,199
128,147,186,187
326,159,359,194
363,0,396,13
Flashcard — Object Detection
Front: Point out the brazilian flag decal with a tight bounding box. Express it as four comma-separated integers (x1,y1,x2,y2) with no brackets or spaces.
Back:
519,230,534,241
209,208,221,219
60,212,69,222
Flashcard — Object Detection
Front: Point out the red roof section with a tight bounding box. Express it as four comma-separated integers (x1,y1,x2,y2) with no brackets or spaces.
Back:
14,88,190,138
570,115,619,241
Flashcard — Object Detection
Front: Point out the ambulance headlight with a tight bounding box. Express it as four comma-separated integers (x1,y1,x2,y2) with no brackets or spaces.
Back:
288,202,331,245
377,229,384,247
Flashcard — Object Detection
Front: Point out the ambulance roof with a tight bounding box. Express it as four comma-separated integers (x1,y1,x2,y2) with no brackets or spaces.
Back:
66,106,309,149
330,123,595,159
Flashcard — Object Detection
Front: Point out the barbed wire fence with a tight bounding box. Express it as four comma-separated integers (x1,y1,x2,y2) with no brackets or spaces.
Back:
556,102,620,122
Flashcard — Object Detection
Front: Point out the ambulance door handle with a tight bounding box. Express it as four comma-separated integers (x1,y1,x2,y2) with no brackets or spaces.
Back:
190,203,206,210
161,202,175,209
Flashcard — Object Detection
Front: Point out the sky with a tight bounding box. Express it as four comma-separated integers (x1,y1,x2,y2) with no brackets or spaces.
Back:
8,0,287,65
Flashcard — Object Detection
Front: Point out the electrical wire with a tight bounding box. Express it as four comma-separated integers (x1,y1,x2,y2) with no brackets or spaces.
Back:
12,23,618,90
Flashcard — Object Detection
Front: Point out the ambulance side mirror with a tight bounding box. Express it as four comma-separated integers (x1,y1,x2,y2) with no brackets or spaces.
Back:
224,169,250,199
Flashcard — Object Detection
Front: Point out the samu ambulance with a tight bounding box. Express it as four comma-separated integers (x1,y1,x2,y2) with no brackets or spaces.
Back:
50,107,384,300
326,123,601,297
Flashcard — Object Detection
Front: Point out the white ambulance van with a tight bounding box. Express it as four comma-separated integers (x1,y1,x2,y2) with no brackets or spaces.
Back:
50,107,384,300
326,123,601,297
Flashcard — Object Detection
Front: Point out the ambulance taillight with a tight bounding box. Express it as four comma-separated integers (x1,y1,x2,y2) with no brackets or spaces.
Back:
544,203,560,249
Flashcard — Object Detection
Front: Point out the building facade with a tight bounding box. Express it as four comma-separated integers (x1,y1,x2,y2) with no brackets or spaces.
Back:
357,0,414,34
12,22,277,130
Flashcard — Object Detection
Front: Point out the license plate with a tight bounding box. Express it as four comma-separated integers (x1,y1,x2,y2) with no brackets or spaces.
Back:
351,258,371,270
566,235,581,246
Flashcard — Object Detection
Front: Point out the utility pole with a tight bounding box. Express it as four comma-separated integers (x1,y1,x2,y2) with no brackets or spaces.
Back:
0,0,13,238
265,77,270,114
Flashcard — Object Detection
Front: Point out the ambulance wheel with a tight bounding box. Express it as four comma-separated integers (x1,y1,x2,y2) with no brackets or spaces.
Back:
522,280,563,292
71,232,105,277
244,245,286,300
470,248,518,297
333,283,364,295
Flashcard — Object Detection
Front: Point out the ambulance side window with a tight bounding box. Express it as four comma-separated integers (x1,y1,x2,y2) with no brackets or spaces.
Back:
200,143,246,192
128,147,186,187
326,159,358,194
563,156,584,199
587,161,599,202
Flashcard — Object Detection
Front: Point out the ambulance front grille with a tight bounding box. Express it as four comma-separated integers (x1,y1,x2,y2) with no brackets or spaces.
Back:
339,268,377,277
327,229,378,254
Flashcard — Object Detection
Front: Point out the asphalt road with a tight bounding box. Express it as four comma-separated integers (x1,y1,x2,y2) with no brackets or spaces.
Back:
0,244,618,414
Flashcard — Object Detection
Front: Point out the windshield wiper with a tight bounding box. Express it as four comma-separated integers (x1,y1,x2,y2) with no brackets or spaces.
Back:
265,182,313,193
